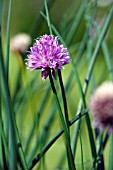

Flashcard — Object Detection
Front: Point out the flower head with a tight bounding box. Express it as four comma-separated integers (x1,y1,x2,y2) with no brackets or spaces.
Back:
10,33,32,54
88,81,113,133
26,34,70,80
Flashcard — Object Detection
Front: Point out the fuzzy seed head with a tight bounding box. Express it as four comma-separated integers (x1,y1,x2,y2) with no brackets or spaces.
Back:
88,81,113,133
10,33,32,54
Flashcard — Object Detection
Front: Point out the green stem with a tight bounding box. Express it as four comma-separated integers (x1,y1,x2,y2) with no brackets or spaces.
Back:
97,133,105,170
49,70,76,170
58,70,70,130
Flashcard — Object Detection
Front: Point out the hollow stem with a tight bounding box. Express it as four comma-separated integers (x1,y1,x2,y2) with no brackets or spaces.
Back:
49,70,76,170
58,69,70,130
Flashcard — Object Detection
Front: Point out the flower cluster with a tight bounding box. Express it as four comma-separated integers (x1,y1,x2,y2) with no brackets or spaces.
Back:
88,81,113,133
10,33,31,54
26,34,70,80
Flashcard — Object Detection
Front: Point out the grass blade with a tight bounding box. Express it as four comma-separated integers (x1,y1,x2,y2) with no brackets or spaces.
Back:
79,130,85,170
108,134,113,170
44,0,52,35
5,0,12,79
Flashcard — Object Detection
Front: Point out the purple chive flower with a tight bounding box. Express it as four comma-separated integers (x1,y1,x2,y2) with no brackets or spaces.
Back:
26,34,70,80
88,81,113,133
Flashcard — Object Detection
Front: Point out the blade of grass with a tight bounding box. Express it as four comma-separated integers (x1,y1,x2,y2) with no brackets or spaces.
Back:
0,139,3,169
0,8,3,164
0,56,9,167
0,62,3,169
0,79,9,166
5,0,12,79
108,134,113,170
0,117,9,162
79,130,85,170
102,132,109,150
44,0,52,35
0,0,3,24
